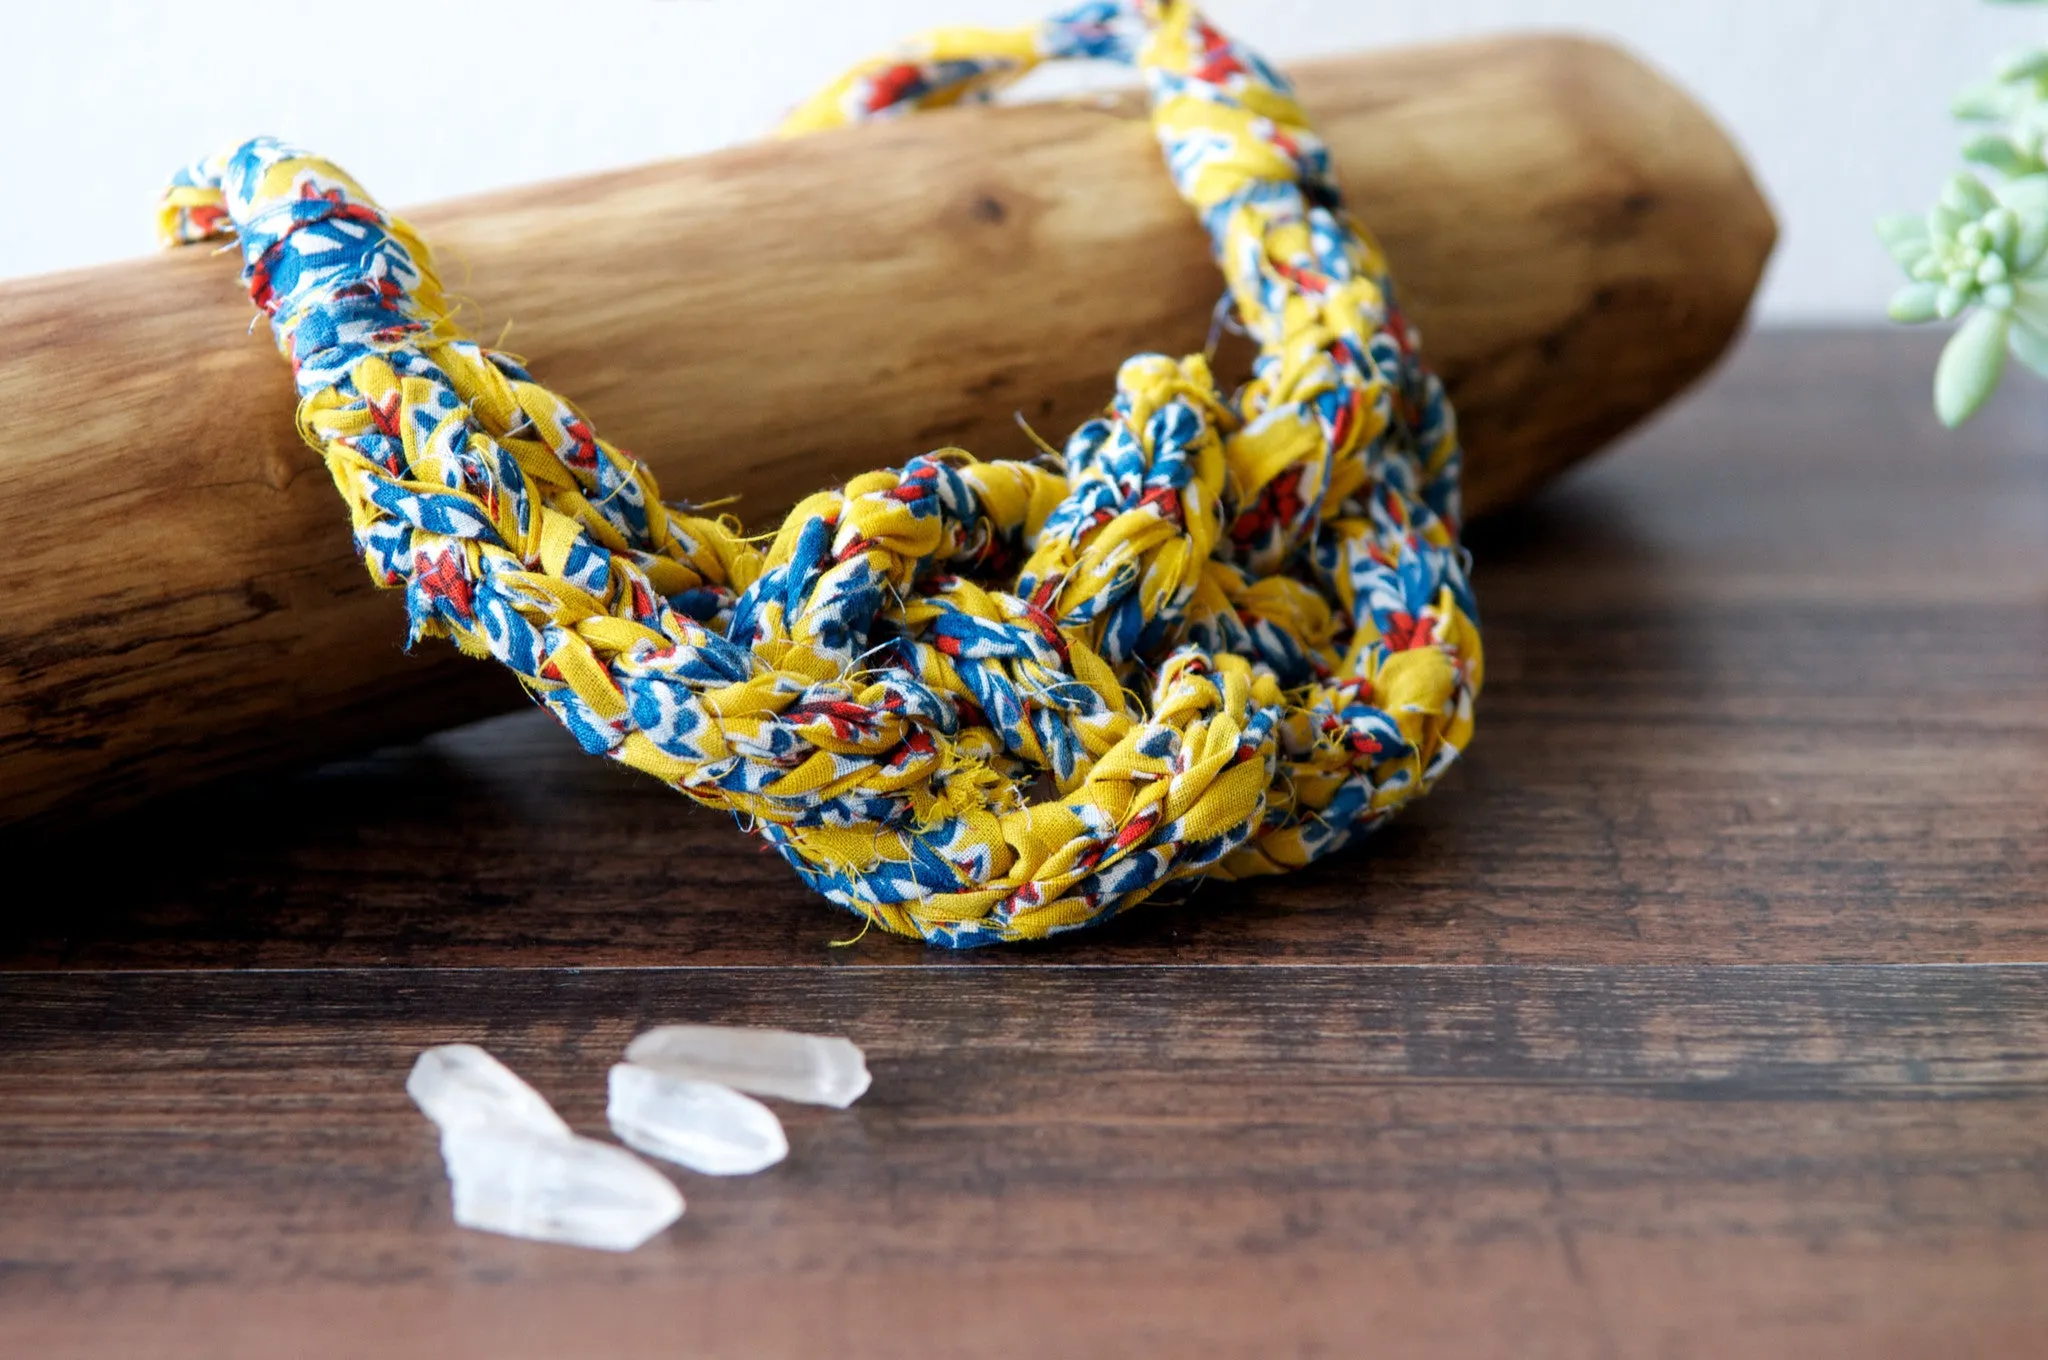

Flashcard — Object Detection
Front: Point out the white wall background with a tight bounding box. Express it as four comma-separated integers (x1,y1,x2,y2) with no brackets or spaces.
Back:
4,0,2042,321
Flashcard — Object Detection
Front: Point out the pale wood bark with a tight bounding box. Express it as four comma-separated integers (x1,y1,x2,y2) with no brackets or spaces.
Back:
0,35,1775,824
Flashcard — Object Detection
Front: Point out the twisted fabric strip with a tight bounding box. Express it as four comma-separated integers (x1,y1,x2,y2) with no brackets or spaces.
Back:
160,0,1480,946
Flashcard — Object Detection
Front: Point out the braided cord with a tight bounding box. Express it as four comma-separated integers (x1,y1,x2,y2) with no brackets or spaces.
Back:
161,0,1480,947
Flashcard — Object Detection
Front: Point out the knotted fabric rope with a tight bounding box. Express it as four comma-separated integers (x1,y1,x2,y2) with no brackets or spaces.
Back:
159,0,1481,946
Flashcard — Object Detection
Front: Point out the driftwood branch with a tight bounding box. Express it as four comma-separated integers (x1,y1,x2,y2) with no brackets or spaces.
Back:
0,35,1774,824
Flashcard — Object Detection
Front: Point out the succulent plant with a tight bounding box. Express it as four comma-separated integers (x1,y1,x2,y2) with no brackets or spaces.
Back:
1884,0,2048,425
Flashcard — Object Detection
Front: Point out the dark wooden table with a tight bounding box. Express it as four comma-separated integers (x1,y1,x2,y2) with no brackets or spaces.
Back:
3,330,2045,1358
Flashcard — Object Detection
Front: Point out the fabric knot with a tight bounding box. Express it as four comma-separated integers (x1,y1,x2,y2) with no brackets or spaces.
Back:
163,0,1480,946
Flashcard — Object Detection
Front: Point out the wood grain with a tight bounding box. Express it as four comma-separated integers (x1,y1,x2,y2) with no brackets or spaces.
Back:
4,331,2041,1358
0,34,1775,826
3,965,2045,1359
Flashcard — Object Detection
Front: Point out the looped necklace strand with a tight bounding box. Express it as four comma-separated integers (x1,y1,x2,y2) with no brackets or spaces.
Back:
158,0,1482,947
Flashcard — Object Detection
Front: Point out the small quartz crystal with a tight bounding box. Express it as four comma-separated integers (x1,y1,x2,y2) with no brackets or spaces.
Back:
607,1063,790,1175
409,1044,684,1251
624,1024,871,1108
440,1125,684,1252
407,1043,573,1139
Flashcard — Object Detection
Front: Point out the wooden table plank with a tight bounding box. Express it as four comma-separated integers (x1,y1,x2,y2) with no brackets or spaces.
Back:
3,328,2046,1357
3,964,2046,1358
3,329,2041,970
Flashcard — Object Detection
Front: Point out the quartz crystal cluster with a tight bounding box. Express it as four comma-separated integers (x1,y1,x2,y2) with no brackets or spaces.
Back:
407,1026,871,1250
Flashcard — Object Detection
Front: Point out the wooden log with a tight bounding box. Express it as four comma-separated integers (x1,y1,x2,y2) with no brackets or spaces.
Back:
0,34,1775,826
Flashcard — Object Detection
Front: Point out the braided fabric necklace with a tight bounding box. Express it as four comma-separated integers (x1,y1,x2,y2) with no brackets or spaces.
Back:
158,1,1481,947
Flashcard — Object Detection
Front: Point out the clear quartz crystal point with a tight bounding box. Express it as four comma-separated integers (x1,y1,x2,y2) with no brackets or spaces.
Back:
407,1043,573,1139
440,1125,684,1252
608,1063,790,1176
623,1025,871,1108
409,1044,684,1251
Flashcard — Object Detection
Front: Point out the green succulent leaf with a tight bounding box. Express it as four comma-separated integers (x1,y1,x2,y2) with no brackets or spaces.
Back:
1877,213,1933,267
1945,173,2000,218
1935,307,2012,427
1955,79,2011,123
2009,316,2048,378
1996,47,2048,83
1996,172,2048,219
1964,132,2046,177
1889,282,1944,323
2016,212,2048,271
2012,278,2048,332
